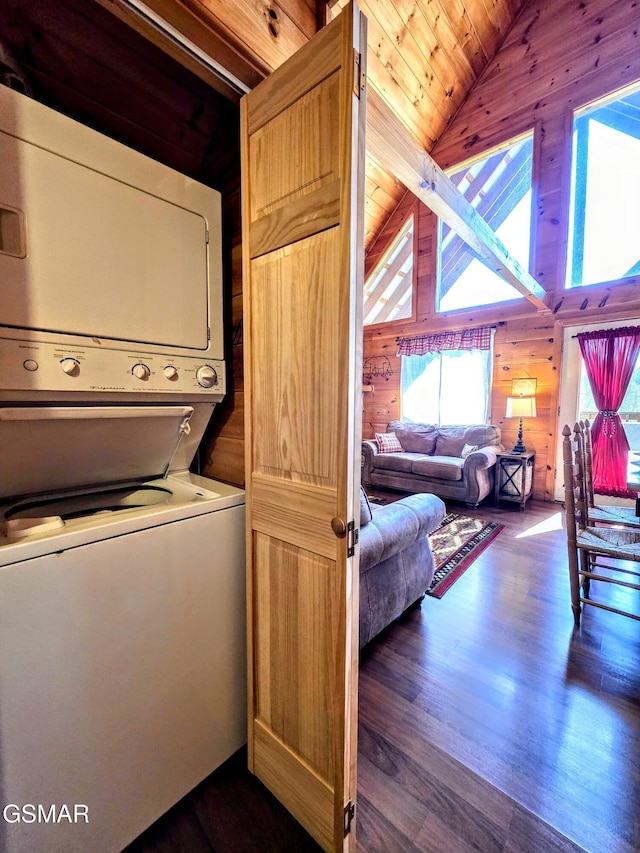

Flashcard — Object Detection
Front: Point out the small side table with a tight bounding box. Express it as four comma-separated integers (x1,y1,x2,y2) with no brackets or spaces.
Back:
494,451,535,510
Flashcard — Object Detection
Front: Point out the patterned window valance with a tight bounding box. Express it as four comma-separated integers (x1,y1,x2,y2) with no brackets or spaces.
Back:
396,325,493,356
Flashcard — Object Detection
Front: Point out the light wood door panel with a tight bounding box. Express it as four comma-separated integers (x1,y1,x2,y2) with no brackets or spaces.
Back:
250,231,340,484
248,74,340,222
241,4,367,851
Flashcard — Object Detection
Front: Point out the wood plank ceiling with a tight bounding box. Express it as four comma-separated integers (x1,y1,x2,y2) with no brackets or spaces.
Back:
328,0,527,247
0,0,527,251
87,0,528,251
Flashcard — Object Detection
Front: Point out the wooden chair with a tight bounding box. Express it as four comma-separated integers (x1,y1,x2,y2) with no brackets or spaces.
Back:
562,423,640,626
577,418,640,529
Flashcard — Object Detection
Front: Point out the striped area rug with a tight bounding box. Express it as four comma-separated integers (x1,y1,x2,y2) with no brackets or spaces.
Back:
427,512,504,599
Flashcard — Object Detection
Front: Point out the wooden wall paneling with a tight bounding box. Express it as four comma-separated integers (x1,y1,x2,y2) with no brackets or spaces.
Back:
372,0,469,117
201,434,246,483
434,0,640,170
185,0,316,73
364,193,392,247
201,184,246,487
363,12,451,127
547,324,566,500
438,0,489,75
415,203,436,320
1,0,240,188
276,0,322,38
549,107,576,299
366,54,441,147
360,0,640,506
361,370,400,439
492,330,556,500
364,190,415,277
412,0,478,95
462,0,505,50
364,163,406,236
497,314,555,341
551,279,640,319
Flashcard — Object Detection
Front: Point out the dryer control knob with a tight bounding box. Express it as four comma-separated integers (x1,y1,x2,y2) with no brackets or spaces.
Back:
60,358,80,376
196,365,217,388
132,363,150,380
164,366,178,380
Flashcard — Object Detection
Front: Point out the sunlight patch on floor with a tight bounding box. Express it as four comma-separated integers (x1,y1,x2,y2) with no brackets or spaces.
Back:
515,511,564,538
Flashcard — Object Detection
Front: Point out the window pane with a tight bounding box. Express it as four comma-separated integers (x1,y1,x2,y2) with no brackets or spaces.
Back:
437,136,533,312
579,353,640,459
363,215,414,326
567,82,640,288
401,349,490,424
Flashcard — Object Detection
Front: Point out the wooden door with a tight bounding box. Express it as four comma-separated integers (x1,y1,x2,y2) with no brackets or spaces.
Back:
240,4,367,851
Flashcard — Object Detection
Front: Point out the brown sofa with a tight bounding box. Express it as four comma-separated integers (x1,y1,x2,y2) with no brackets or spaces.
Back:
362,420,503,507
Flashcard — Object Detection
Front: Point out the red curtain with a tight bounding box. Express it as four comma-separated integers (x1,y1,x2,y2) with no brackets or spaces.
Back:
578,326,640,497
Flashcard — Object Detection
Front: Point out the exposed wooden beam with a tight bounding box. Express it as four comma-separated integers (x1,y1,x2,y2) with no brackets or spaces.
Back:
367,87,550,312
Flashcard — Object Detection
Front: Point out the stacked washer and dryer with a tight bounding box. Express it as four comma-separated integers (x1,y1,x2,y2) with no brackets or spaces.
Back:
0,86,246,852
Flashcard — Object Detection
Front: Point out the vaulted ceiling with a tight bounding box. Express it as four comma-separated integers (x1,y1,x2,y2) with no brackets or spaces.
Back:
0,0,528,249
329,0,527,245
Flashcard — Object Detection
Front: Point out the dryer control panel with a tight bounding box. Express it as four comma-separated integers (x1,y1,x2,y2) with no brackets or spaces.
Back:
0,338,226,397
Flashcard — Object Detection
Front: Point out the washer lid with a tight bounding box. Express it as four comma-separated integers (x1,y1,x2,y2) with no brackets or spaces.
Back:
0,405,194,500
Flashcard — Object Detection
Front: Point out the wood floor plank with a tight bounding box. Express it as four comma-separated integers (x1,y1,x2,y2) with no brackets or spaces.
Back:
359,497,640,853
358,723,510,853
503,804,589,853
355,792,425,853
128,498,640,853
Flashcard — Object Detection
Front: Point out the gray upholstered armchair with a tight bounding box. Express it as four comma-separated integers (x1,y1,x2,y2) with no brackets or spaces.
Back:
358,488,446,648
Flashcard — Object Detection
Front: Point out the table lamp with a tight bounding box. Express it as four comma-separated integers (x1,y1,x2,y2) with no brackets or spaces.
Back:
505,395,536,453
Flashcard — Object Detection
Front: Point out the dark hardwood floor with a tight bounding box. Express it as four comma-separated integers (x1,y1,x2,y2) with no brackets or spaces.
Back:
127,498,640,853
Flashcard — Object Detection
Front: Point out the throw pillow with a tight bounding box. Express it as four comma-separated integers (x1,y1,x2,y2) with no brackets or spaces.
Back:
389,423,438,454
434,433,466,457
375,431,404,453
461,443,478,459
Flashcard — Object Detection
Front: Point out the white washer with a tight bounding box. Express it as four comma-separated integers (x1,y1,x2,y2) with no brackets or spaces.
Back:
0,407,247,853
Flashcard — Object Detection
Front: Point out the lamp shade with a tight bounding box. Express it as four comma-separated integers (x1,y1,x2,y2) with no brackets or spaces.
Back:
506,396,537,418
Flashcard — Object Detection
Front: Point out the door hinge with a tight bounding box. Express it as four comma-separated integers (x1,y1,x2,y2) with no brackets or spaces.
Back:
347,521,358,558
344,800,355,836
353,50,365,98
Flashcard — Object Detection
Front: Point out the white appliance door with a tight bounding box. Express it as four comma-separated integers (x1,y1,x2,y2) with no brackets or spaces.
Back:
0,504,246,853
0,406,195,499
0,125,210,349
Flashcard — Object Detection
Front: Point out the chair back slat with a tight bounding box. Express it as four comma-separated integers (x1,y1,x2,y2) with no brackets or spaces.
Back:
562,425,579,543
583,418,596,507
573,423,589,528
562,424,583,620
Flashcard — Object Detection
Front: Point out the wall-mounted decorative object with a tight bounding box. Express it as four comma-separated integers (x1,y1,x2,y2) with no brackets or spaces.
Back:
510,373,537,398
363,355,393,382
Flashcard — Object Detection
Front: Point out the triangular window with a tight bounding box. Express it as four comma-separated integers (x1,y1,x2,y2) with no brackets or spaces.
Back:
437,134,533,312
363,215,414,326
